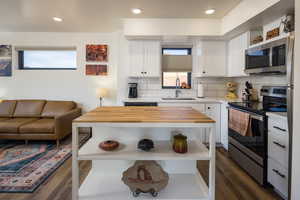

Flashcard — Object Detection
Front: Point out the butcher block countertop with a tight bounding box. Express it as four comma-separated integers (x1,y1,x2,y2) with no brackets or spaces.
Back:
73,106,215,123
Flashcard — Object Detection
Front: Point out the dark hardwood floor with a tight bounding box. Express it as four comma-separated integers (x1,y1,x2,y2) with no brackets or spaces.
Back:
0,148,281,200
197,148,281,200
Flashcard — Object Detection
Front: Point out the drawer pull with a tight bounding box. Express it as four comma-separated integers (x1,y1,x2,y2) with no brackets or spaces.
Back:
273,141,286,149
272,169,286,179
273,126,287,132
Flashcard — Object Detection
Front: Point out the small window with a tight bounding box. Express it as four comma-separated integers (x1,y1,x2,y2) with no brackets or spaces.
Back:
162,47,192,89
18,49,77,70
162,72,192,89
162,48,192,55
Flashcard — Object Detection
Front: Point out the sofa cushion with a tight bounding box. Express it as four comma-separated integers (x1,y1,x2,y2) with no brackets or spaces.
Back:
41,101,76,117
0,118,39,133
19,119,55,134
14,100,46,117
0,118,10,122
0,100,17,117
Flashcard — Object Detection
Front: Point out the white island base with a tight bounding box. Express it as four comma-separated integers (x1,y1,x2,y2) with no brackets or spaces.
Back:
72,107,216,200
73,126,215,200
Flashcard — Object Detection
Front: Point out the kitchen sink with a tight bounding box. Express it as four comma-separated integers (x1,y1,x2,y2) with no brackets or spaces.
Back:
161,98,196,100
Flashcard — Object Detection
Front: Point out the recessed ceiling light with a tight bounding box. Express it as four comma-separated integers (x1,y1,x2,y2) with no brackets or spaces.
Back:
205,9,215,15
53,17,63,22
132,8,142,15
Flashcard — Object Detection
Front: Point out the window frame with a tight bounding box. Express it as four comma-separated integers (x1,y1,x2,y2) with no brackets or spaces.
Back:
18,50,77,70
161,47,192,89
161,72,192,89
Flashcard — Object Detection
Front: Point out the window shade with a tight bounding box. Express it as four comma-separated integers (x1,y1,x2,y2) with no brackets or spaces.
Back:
162,55,192,72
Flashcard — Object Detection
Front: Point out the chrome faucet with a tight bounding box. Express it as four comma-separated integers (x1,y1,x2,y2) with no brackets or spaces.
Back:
175,77,181,98
175,89,181,98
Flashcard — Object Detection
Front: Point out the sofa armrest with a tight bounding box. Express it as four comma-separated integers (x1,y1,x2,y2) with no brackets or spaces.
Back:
55,108,82,139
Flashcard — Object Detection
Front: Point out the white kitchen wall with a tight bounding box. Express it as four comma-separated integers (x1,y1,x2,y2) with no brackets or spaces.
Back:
0,32,121,112
116,34,130,104
124,18,222,36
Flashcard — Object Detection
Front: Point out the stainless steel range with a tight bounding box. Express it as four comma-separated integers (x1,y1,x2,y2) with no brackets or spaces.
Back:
228,86,287,186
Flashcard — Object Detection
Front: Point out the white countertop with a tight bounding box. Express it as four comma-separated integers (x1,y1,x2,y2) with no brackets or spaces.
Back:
123,97,240,104
266,112,288,119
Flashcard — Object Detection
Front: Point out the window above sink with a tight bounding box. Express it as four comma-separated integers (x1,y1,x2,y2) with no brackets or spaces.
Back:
162,72,192,89
161,47,192,89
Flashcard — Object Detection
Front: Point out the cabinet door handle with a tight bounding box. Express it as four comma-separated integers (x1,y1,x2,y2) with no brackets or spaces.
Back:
273,141,286,149
207,107,211,110
272,169,286,179
203,71,206,74
273,126,287,132
144,72,147,74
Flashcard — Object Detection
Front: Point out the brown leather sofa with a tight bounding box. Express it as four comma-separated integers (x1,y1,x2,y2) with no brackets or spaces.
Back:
0,100,81,146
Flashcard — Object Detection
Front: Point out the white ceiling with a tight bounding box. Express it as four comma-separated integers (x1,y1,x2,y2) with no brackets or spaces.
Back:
0,0,241,32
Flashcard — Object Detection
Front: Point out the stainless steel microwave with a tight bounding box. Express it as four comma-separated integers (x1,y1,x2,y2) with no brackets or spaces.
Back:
245,37,291,74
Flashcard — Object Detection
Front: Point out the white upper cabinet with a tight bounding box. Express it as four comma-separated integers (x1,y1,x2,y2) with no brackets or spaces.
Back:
227,32,249,77
193,41,227,77
143,41,161,77
129,41,144,77
129,41,161,77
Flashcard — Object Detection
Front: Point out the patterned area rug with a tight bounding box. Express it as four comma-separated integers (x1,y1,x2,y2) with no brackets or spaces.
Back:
0,134,90,193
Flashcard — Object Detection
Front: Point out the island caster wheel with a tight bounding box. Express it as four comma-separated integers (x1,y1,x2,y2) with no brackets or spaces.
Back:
133,189,141,197
150,189,158,197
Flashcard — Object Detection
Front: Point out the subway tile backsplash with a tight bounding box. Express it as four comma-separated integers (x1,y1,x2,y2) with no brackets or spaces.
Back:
233,75,287,100
128,75,287,99
128,77,231,98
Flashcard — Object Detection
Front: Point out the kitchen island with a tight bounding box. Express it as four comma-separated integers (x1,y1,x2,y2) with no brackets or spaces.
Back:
72,107,216,200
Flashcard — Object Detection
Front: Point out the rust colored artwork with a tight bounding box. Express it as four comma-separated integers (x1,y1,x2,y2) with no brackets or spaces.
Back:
86,65,107,76
86,44,108,62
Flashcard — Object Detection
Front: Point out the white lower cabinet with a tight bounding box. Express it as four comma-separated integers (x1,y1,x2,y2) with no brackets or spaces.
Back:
204,104,221,144
267,114,289,199
158,102,221,144
268,158,288,198
220,102,229,150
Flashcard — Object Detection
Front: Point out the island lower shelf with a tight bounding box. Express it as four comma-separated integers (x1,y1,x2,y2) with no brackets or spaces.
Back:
79,170,209,200
78,140,210,161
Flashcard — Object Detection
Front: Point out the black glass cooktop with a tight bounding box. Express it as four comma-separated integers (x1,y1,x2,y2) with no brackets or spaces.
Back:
228,102,265,115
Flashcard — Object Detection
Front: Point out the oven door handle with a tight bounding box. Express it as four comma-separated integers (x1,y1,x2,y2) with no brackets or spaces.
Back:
250,114,264,121
229,107,265,121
